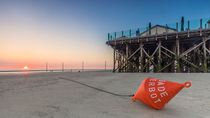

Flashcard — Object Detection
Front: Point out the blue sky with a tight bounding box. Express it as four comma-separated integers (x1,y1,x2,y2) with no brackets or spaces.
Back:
0,0,209,69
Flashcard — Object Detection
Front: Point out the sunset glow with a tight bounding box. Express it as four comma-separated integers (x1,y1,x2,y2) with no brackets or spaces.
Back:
23,66,29,70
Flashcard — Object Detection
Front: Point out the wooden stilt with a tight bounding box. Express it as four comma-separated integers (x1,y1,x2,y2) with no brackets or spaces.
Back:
113,47,116,72
176,38,180,72
139,42,144,72
158,39,161,71
126,44,129,71
203,37,207,72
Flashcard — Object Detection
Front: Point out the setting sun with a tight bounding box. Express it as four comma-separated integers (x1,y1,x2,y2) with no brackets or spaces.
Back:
23,66,29,70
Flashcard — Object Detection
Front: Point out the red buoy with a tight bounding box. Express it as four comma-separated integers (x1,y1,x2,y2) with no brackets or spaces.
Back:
132,77,191,109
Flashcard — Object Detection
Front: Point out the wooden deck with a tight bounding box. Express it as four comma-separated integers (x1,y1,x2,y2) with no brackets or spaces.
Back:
106,29,210,72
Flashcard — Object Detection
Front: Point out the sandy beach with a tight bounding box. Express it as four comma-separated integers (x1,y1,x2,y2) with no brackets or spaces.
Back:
0,72,209,118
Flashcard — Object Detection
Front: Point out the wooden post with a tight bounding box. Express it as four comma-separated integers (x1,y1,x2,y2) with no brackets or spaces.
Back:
176,22,178,32
176,22,179,38
139,42,144,72
122,51,125,72
126,44,129,71
166,24,168,40
105,60,106,71
203,37,207,72
62,63,64,72
172,45,177,72
136,28,140,37
176,38,180,72
82,62,84,72
181,16,184,31
126,44,129,58
146,50,150,72
117,52,120,72
192,46,197,72
158,39,162,71
200,19,203,36
46,63,48,72
113,47,116,72
180,45,184,72
200,19,203,29
149,22,151,35
188,20,190,37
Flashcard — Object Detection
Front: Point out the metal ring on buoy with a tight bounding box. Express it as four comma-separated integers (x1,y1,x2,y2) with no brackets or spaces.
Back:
184,81,191,88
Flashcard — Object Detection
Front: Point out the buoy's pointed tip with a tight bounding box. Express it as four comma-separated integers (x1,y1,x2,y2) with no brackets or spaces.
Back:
132,95,136,102
184,81,191,88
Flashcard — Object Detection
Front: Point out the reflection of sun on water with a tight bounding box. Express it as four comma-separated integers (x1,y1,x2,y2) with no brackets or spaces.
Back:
23,66,29,70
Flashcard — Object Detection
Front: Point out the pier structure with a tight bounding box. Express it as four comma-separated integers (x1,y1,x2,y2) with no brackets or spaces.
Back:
107,17,210,72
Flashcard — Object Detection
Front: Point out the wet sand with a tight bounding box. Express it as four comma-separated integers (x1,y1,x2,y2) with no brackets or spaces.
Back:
0,72,209,118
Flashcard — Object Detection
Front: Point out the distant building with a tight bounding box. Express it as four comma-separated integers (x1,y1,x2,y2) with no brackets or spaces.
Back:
140,25,176,37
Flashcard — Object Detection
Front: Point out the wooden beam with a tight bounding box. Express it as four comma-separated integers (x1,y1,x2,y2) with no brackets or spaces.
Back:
158,61,174,72
142,60,149,72
203,37,207,72
207,48,210,54
161,46,176,56
151,45,159,57
142,48,158,70
161,51,172,58
181,58,203,71
180,41,204,58
127,47,140,60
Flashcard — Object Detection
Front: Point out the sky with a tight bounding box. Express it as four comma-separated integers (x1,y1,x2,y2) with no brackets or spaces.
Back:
0,0,210,70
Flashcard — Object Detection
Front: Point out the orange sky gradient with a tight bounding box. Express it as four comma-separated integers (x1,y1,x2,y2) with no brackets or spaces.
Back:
0,1,113,70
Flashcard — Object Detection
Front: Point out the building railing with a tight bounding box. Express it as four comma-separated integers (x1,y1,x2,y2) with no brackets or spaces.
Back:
108,17,210,41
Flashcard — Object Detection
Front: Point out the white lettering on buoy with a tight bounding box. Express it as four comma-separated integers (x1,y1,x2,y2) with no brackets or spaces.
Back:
157,82,165,86
154,98,161,103
158,86,165,92
149,82,155,86
150,93,157,98
160,91,168,97
148,79,169,104
158,79,166,82
150,79,157,82
149,87,156,92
